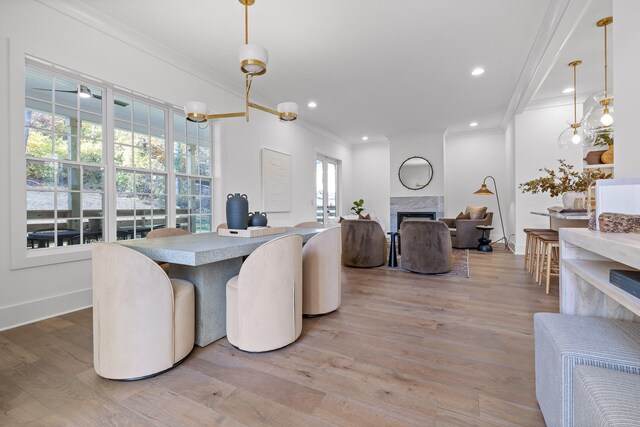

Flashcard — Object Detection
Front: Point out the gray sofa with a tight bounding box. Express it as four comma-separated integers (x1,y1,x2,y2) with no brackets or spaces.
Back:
441,212,493,249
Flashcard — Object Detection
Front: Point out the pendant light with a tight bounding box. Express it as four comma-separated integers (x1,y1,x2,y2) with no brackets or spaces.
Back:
582,17,614,135
184,0,298,124
558,61,593,150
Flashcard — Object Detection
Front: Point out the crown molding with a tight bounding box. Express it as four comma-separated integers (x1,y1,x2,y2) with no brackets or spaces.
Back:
444,127,505,139
501,0,592,128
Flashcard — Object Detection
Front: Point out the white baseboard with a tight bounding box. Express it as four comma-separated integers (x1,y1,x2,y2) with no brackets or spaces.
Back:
0,288,92,331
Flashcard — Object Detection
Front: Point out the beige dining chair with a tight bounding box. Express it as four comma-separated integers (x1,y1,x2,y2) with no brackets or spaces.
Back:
226,234,303,352
302,227,341,316
295,221,324,228
217,223,228,231
146,227,191,239
92,243,195,380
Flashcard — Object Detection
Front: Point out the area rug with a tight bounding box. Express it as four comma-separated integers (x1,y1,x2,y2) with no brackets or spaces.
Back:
376,248,469,277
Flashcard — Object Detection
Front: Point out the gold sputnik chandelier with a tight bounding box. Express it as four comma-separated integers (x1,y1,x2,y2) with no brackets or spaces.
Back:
184,0,298,124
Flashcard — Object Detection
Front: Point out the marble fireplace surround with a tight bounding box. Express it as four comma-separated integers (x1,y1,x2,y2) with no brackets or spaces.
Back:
390,196,444,231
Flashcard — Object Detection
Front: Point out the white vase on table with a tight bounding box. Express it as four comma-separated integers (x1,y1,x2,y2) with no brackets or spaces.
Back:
562,192,585,209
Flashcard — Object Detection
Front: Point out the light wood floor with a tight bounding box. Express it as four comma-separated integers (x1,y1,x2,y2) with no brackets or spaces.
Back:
0,249,558,426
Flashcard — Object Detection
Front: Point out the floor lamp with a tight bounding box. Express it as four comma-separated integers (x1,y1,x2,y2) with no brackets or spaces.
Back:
473,176,508,249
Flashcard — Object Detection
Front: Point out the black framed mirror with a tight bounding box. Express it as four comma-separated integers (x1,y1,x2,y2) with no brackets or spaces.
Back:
398,156,433,190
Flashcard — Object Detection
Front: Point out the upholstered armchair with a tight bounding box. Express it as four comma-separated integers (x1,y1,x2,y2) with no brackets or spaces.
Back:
441,211,494,249
92,243,195,380
341,219,387,267
400,219,452,274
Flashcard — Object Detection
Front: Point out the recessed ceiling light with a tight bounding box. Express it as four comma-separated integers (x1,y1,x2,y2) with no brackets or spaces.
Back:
361,136,369,141
469,122,478,127
471,67,485,76
562,87,575,94
307,101,317,108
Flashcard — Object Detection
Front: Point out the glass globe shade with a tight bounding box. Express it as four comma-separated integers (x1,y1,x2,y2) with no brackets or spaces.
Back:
558,126,591,150
582,100,614,135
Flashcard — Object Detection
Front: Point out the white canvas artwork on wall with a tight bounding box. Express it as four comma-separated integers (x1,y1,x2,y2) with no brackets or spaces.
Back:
261,148,292,212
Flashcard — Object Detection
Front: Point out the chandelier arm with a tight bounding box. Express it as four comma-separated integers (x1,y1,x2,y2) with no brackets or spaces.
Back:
205,112,247,119
248,102,280,117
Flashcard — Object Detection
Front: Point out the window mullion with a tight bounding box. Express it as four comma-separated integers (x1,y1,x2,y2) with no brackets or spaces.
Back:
104,88,117,242
167,108,176,228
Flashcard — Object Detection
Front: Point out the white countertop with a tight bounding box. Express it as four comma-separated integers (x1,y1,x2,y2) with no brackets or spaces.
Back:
530,211,590,220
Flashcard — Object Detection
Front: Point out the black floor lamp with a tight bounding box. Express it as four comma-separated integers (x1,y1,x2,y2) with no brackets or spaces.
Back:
473,176,508,249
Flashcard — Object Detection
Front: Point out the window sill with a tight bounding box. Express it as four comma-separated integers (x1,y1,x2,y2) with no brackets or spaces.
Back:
11,244,93,270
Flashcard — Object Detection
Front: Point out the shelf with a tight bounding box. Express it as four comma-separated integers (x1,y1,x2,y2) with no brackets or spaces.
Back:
583,164,614,169
560,229,640,271
564,259,640,317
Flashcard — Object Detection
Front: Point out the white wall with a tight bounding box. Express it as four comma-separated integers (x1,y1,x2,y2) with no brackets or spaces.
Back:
504,119,517,249
0,0,351,330
444,129,508,243
613,0,640,178
513,103,583,253
350,142,391,230
389,132,445,197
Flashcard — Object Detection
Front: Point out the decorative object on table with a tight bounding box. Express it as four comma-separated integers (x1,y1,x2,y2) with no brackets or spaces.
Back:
226,193,249,229
558,60,593,149
218,226,287,238
601,145,614,164
398,156,434,190
261,148,292,212
595,178,640,230
248,211,268,227
588,211,597,230
476,225,494,252
351,199,365,215
609,269,640,298
598,213,640,234
584,150,607,165
183,0,298,125
473,176,507,249
519,159,611,207
582,17,614,135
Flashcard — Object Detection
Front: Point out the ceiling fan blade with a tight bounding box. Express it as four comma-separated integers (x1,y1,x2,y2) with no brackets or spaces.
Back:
91,93,130,107
31,88,79,93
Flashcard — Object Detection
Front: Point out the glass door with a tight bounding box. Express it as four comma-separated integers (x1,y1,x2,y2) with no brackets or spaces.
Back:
316,155,339,225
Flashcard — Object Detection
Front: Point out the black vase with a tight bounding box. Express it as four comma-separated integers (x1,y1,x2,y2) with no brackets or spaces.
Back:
248,211,268,227
226,193,249,229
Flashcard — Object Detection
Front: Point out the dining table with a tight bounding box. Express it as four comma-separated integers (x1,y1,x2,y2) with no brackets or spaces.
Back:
119,227,323,347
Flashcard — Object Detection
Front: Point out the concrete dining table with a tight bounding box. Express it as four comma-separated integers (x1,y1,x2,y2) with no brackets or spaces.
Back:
119,227,323,347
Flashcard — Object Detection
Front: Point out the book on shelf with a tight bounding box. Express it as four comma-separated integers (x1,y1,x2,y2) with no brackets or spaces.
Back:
609,269,640,299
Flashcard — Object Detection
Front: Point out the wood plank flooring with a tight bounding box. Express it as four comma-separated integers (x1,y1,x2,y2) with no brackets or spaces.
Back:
0,249,558,426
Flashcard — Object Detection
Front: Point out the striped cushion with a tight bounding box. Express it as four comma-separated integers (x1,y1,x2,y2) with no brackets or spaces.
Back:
534,313,640,427
574,366,640,426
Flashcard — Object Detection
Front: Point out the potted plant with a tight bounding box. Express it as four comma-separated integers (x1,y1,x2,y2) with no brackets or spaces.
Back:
351,199,365,215
519,159,611,208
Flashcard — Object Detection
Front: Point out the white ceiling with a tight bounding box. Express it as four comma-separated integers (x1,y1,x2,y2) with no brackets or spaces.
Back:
78,0,554,143
532,0,613,104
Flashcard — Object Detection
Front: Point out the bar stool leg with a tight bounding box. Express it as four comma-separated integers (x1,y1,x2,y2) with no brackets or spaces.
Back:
524,232,531,271
545,245,553,294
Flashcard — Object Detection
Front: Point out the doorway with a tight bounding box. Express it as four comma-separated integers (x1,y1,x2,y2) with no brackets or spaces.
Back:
316,155,339,225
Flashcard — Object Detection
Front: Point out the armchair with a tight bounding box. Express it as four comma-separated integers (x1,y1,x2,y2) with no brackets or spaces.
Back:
441,212,493,249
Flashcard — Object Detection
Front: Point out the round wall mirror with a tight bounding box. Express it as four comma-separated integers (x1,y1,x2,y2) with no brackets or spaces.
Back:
398,156,434,190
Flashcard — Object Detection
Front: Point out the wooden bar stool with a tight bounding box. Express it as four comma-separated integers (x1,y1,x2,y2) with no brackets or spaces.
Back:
523,228,552,274
530,231,558,281
537,234,559,294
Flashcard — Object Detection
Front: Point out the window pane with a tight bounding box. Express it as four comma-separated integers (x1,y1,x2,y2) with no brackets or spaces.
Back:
150,107,165,130
152,174,166,195
133,146,150,169
135,172,151,194
54,78,77,108
114,144,133,167
114,126,132,145
26,129,53,158
116,170,134,193
150,136,165,170
83,193,103,217
174,143,186,173
114,96,132,121
187,143,198,175
25,69,53,102
80,85,102,114
200,179,211,196
186,119,198,139
57,164,82,191
176,177,189,195
174,114,186,142
198,146,211,176
200,197,211,214
133,102,149,126
83,167,104,191
27,161,55,189
54,135,78,161
56,192,82,217
25,107,53,130
27,191,55,216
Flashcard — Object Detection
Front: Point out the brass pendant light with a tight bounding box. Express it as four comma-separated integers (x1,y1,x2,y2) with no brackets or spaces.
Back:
582,17,614,135
184,0,298,124
558,60,592,149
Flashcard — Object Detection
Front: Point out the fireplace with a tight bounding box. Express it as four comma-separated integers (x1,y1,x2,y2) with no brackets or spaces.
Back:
397,211,436,230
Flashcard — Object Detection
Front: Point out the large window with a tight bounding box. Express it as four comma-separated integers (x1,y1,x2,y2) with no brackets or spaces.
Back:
114,96,168,239
173,113,212,233
23,64,214,252
25,67,105,249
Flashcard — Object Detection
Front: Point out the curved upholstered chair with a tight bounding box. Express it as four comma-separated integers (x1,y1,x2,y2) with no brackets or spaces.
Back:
92,243,195,380
302,227,341,316
226,234,303,352
400,219,452,274
217,223,228,231
146,227,191,239
341,219,386,267
295,222,324,228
